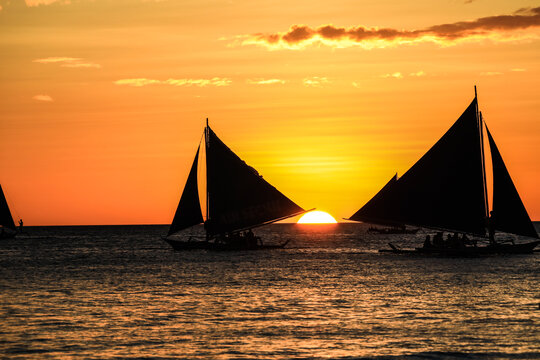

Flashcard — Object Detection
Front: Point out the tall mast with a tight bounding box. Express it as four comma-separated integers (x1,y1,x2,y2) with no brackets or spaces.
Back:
205,118,209,223
204,118,210,240
476,86,489,218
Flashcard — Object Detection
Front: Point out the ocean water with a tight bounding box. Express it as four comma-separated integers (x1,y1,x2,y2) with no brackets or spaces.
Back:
0,223,539,359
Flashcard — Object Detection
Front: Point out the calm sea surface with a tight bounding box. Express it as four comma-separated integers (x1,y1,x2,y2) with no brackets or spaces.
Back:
1,223,539,359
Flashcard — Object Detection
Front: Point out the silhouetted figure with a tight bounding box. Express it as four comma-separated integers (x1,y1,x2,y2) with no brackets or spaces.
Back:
203,219,214,239
461,233,473,246
433,232,444,248
488,210,496,244
423,235,432,249
18,219,23,233
246,229,256,248
449,232,461,249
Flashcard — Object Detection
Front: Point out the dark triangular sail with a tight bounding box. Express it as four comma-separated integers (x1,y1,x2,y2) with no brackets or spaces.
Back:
205,127,304,235
168,146,204,236
486,127,538,238
350,98,487,235
0,184,16,230
350,174,399,226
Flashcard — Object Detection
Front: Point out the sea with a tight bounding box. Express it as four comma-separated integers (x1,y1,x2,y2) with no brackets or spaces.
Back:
1,223,538,360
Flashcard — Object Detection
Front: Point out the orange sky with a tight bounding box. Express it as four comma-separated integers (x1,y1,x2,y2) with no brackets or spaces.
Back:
1,0,539,225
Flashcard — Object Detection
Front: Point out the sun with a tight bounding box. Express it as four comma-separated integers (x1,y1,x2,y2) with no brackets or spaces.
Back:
297,211,337,224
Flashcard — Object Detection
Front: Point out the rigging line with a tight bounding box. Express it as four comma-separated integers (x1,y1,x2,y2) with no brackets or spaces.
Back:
475,86,489,218
196,131,205,221
477,109,489,218
479,112,489,217
229,208,315,234
205,120,210,242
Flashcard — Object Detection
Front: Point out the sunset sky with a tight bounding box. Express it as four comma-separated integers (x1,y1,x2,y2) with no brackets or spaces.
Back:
1,0,539,225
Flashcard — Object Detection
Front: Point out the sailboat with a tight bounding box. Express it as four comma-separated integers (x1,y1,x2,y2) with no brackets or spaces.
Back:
164,120,309,251
349,87,539,255
0,184,17,239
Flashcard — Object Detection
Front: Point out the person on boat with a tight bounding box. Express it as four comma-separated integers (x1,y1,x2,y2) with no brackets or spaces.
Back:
450,233,461,249
423,235,432,249
445,233,452,247
203,219,214,235
461,233,474,246
219,233,229,244
433,232,444,248
18,219,23,233
245,229,257,248
488,211,496,244
454,233,466,250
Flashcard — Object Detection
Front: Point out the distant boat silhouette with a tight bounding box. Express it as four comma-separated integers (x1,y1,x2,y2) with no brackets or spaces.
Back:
164,120,309,251
0,184,17,239
349,87,539,255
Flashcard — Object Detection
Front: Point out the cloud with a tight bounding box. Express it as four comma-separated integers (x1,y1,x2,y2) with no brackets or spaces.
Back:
303,77,329,87
61,62,101,68
380,71,426,79
246,78,286,85
115,78,161,87
381,72,403,79
34,57,80,63
480,71,503,76
510,68,526,72
33,94,53,102
240,6,540,49
114,77,232,87
33,57,101,68
164,78,231,87
25,0,70,7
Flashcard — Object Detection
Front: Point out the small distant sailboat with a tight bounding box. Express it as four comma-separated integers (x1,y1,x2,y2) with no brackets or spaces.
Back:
164,120,309,251
0,184,17,239
349,87,539,255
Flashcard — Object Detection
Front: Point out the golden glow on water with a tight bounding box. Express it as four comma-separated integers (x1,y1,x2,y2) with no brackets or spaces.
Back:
1,224,539,358
297,211,337,224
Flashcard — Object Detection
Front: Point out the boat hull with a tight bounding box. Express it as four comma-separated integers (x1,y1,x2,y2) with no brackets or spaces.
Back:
163,236,290,251
487,241,540,254
208,239,290,251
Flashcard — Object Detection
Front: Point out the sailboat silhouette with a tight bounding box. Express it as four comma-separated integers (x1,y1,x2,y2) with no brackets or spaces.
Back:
0,184,17,239
164,120,309,250
349,87,539,255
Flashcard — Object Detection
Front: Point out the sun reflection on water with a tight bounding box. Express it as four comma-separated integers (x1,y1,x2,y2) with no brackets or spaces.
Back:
0,224,538,358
